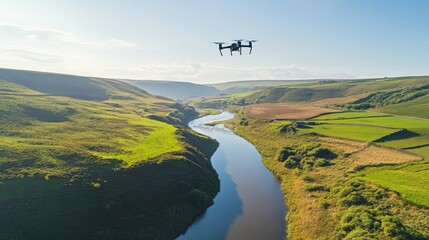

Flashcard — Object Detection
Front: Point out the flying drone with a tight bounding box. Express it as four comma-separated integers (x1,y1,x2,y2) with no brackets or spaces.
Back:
212,39,258,56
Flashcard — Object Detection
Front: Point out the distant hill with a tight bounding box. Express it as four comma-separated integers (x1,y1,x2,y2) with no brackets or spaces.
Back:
125,80,221,100
210,79,321,94
240,77,429,105
194,76,429,119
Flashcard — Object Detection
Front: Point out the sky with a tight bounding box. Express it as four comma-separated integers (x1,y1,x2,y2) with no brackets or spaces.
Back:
0,0,428,83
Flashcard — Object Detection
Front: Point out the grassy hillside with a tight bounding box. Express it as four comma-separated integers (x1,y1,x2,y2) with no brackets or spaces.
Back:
237,76,429,106
0,68,111,100
374,94,429,119
0,69,220,239
352,161,429,207
125,80,221,100
210,79,320,94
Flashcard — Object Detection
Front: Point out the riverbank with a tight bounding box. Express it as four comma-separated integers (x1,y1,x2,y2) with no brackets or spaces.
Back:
178,111,286,240
227,109,429,239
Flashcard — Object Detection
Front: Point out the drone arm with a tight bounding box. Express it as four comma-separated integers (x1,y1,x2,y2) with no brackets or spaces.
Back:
219,49,223,56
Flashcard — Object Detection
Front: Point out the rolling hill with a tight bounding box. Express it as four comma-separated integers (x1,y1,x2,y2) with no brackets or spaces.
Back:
209,79,320,94
124,80,221,100
0,68,220,239
239,77,429,106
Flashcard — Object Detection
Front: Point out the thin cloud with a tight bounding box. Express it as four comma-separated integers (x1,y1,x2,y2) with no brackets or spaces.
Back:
0,22,137,49
0,48,63,64
136,63,354,82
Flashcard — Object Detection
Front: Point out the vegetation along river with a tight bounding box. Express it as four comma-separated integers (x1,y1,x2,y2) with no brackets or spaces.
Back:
178,111,287,240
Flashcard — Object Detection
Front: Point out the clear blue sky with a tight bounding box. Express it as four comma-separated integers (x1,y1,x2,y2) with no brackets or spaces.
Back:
0,0,428,83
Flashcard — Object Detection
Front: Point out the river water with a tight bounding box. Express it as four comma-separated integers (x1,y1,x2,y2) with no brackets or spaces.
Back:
177,111,286,240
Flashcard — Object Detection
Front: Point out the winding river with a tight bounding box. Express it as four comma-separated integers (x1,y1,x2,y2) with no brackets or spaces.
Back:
177,111,287,240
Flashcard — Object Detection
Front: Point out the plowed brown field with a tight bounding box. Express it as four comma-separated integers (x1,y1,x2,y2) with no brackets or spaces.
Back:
247,103,340,120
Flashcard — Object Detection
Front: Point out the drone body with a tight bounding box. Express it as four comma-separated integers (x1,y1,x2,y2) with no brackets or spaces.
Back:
213,39,257,56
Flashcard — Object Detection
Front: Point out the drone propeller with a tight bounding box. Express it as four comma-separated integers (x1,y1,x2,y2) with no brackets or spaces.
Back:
212,42,225,45
246,40,258,42
233,39,244,42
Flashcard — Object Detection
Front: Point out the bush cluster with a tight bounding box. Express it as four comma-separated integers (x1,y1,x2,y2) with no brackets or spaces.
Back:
331,180,420,239
275,144,337,170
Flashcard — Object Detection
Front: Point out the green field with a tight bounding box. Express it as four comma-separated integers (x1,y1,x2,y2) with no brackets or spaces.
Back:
352,161,429,207
313,111,386,120
298,123,397,142
306,111,429,158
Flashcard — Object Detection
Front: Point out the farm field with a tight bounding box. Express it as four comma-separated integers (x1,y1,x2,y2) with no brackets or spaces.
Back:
246,103,340,120
352,161,429,207
304,111,429,158
298,122,397,142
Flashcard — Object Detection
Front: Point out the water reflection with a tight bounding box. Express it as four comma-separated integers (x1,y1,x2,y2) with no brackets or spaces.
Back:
178,111,286,240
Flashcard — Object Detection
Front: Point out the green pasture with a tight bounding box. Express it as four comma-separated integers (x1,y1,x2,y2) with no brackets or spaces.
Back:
298,123,397,142
312,111,386,120
308,111,429,157
352,161,429,207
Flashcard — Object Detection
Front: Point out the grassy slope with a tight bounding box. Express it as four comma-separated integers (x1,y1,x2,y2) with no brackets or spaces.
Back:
352,161,429,207
374,94,429,119
126,80,221,100
0,69,219,240
210,79,320,90
240,76,429,104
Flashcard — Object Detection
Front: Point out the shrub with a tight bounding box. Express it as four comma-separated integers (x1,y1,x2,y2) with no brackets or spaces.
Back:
309,147,337,160
186,189,210,206
300,157,316,169
279,125,296,134
380,216,408,239
296,143,321,155
339,192,367,207
320,198,330,209
340,207,379,233
239,118,249,126
275,147,295,162
301,174,313,182
284,156,299,168
314,158,330,167
304,183,326,192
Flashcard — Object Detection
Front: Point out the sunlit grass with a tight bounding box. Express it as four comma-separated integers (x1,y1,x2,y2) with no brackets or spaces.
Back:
352,161,429,207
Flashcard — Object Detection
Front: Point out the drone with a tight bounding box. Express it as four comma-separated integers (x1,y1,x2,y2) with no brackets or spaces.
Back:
213,39,258,56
